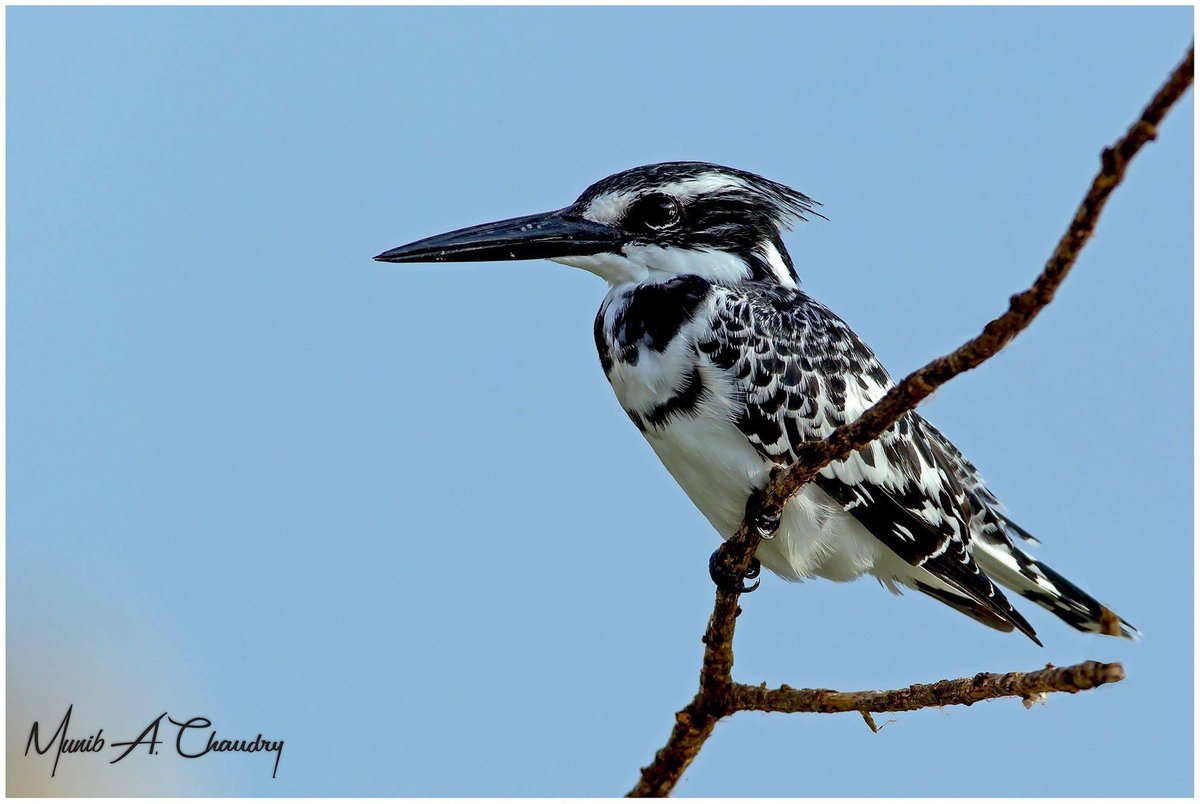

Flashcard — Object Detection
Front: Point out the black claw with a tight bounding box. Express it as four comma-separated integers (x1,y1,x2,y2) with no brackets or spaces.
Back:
746,488,781,540
709,546,762,594
753,510,781,539
745,558,761,580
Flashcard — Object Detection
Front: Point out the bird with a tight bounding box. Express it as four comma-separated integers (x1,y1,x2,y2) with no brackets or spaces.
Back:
375,161,1135,644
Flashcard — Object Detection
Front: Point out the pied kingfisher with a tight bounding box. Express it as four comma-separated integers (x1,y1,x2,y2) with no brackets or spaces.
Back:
376,161,1134,644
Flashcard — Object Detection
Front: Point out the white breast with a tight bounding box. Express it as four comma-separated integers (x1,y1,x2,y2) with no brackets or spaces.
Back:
644,411,885,583
597,286,886,585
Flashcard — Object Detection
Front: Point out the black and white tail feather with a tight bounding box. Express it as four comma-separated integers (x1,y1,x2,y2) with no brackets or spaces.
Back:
917,419,1137,639
376,160,1136,644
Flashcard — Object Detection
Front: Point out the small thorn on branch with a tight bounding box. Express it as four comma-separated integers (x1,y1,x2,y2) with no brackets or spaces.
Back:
860,710,879,733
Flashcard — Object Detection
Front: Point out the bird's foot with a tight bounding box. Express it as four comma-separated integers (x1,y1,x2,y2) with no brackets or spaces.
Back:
746,487,781,540
709,545,762,594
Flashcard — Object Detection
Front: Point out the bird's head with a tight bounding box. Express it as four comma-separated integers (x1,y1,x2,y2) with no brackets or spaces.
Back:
375,161,821,287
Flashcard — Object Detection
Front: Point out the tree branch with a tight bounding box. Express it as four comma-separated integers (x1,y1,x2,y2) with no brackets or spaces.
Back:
628,43,1191,798
729,660,1126,716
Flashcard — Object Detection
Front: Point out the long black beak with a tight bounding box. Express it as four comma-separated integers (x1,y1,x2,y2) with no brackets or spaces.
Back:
374,209,624,263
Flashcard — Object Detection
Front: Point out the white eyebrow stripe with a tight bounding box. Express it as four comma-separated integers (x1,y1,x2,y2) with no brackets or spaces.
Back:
582,173,749,225
583,190,636,224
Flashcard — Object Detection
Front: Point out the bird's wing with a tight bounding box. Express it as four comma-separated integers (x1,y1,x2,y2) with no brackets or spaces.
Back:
696,283,1039,642
914,416,1042,545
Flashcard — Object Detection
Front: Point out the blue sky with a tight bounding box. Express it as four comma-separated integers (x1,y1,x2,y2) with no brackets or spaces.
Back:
7,6,1192,796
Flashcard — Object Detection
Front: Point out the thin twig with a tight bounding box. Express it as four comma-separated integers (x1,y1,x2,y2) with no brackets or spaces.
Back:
628,44,1191,798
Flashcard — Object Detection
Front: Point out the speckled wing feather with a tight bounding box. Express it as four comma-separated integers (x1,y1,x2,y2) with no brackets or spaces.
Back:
916,417,1041,547
696,283,1040,643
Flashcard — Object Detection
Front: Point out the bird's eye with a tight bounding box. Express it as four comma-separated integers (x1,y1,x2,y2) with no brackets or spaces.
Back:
626,193,683,232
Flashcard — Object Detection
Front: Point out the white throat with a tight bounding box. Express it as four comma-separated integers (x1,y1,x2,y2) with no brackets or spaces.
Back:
553,243,795,288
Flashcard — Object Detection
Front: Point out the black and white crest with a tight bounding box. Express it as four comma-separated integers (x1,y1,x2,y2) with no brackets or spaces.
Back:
575,162,821,236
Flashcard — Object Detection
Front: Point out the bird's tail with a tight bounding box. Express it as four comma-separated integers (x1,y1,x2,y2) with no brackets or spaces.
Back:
971,530,1138,639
